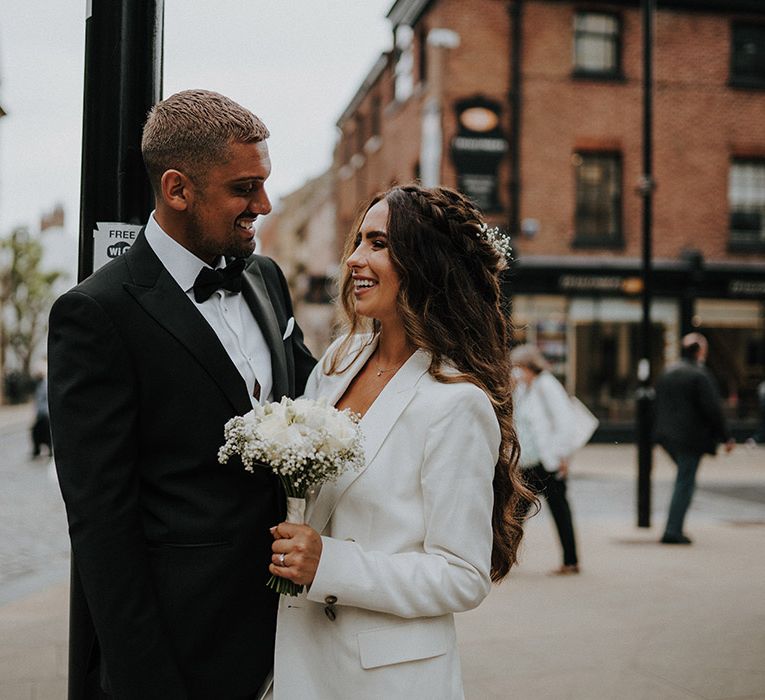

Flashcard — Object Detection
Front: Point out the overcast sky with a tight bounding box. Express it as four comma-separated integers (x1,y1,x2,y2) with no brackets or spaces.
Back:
0,1,393,240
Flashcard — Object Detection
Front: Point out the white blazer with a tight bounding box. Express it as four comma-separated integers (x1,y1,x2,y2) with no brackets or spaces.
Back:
272,335,500,700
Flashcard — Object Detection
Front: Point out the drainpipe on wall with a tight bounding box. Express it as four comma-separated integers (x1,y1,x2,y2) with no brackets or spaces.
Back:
508,0,523,235
420,28,460,187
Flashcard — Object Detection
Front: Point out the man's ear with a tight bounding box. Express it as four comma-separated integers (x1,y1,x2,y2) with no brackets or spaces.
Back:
159,169,192,211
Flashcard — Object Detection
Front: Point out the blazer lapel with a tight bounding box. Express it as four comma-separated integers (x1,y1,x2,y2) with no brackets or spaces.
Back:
309,337,377,406
309,347,431,534
123,232,253,416
241,261,290,400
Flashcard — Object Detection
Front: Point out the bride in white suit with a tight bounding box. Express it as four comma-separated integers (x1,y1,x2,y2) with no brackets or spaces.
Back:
267,184,534,699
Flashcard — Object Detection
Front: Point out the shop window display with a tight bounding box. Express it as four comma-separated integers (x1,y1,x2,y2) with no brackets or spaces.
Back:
694,300,765,426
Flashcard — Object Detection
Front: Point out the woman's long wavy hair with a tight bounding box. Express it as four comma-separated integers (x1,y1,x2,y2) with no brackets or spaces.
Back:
328,183,536,581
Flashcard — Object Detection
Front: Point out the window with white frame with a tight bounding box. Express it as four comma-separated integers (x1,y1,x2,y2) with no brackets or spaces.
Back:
573,12,620,77
729,159,765,245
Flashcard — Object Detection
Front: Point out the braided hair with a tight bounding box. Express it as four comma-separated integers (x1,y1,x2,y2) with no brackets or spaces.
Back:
330,183,534,581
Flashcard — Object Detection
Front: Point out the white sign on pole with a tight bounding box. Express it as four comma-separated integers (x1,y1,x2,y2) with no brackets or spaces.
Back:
93,222,142,272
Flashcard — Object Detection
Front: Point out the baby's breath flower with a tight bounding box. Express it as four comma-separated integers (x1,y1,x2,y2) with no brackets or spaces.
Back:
478,223,513,260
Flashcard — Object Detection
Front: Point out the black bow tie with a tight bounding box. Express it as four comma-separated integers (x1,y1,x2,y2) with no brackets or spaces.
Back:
192,259,246,303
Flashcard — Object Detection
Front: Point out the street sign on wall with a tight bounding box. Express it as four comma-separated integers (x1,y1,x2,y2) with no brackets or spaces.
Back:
92,222,142,271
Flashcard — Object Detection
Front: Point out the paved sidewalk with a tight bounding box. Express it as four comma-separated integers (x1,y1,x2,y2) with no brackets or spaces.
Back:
459,444,765,700
1,398,763,699
0,402,34,436
0,583,68,700
0,402,69,699
461,523,765,700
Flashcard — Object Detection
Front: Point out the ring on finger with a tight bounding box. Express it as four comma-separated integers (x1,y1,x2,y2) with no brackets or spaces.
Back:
279,552,286,567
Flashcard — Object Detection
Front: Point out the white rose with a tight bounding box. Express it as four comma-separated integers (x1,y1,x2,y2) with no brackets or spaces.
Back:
281,423,308,446
322,412,358,452
257,411,289,440
295,400,330,432
267,399,291,422
260,422,300,447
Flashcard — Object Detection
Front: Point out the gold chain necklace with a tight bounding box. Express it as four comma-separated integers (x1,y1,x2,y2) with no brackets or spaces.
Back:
374,352,406,378
375,362,401,377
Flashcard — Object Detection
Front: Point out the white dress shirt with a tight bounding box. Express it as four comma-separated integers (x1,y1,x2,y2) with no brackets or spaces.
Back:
144,213,272,406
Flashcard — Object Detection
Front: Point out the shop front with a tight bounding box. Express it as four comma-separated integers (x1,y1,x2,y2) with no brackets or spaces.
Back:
507,258,765,441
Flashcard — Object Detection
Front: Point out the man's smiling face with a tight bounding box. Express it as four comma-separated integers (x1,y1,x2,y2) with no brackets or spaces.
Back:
182,139,272,264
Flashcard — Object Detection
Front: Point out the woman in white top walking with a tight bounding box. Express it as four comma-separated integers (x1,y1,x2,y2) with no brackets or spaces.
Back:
510,344,580,575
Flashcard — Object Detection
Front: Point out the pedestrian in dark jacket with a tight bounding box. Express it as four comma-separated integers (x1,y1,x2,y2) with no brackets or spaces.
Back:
654,333,734,544
748,380,765,445
31,367,52,458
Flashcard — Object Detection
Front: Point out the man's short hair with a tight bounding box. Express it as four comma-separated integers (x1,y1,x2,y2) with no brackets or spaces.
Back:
141,89,270,193
680,332,707,360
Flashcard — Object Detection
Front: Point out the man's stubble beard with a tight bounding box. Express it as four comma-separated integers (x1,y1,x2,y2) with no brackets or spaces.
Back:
186,206,254,261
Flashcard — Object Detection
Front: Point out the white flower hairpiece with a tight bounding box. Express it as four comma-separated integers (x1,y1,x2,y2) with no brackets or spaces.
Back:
478,223,513,260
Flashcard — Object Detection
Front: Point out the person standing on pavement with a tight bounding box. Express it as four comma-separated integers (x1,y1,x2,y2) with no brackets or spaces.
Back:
48,90,315,699
510,344,581,575
30,363,52,458
267,185,533,699
654,332,734,545
747,380,765,445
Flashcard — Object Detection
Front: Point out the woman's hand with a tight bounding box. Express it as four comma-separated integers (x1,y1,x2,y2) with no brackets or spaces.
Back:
270,522,323,586
557,458,569,479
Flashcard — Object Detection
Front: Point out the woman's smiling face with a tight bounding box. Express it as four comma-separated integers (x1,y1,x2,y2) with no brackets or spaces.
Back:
346,199,401,325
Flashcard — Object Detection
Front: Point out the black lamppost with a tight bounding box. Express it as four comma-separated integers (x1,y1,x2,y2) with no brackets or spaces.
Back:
70,9,163,694
78,0,164,282
636,0,656,528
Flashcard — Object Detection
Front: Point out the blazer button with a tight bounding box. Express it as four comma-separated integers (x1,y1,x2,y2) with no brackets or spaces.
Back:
324,595,337,621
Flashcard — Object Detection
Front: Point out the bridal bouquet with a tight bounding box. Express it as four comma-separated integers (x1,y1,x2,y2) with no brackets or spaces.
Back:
218,397,364,596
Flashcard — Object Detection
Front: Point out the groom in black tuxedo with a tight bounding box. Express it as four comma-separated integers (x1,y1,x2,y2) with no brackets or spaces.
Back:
48,89,315,699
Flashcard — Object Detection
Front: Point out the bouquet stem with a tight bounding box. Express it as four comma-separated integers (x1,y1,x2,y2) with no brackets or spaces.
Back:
267,573,303,597
267,496,306,597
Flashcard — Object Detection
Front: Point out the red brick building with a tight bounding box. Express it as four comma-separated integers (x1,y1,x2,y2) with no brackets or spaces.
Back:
333,0,765,437
257,172,340,353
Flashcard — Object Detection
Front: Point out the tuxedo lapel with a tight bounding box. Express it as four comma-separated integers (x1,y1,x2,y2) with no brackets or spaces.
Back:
123,233,253,416
241,262,289,400
308,347,430,534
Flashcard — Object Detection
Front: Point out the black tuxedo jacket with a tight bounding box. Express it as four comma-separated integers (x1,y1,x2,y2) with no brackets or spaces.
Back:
48,232,315,699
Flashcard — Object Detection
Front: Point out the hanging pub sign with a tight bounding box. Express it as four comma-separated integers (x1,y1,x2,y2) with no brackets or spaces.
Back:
450,96,508,212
